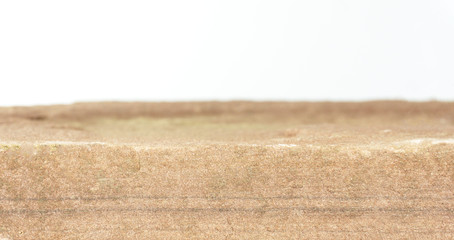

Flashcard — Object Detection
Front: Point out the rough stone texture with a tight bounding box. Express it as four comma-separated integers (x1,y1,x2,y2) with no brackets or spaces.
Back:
1,101,454,239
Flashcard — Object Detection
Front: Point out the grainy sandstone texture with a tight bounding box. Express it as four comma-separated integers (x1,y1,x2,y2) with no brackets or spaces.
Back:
1,101,454,239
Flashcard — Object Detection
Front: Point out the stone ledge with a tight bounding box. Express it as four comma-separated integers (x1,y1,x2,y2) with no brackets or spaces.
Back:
1,102,454,239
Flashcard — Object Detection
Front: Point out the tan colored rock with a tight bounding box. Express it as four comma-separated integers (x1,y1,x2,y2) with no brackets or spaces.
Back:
1,101,454,239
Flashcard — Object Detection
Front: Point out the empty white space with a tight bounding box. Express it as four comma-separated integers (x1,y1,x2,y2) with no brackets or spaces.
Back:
1,0,453,106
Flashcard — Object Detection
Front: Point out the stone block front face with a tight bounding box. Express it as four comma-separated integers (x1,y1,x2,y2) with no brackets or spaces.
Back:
1,101,454,239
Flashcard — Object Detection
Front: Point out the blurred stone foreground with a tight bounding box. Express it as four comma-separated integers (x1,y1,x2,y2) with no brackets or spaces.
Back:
1,101,454,239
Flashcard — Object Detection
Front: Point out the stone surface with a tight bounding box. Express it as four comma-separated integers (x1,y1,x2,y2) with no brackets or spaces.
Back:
1,101,454,239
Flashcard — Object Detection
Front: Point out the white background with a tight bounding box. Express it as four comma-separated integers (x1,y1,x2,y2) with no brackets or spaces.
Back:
1,0,453,106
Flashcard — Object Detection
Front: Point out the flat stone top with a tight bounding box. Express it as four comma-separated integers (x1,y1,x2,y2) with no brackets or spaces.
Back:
2,101,454,239
1,101,453,148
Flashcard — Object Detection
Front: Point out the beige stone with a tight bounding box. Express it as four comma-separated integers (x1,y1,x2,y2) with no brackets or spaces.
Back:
1,101,454,239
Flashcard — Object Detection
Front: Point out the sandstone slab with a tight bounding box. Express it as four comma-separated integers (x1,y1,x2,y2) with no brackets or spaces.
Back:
1,101,454,239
